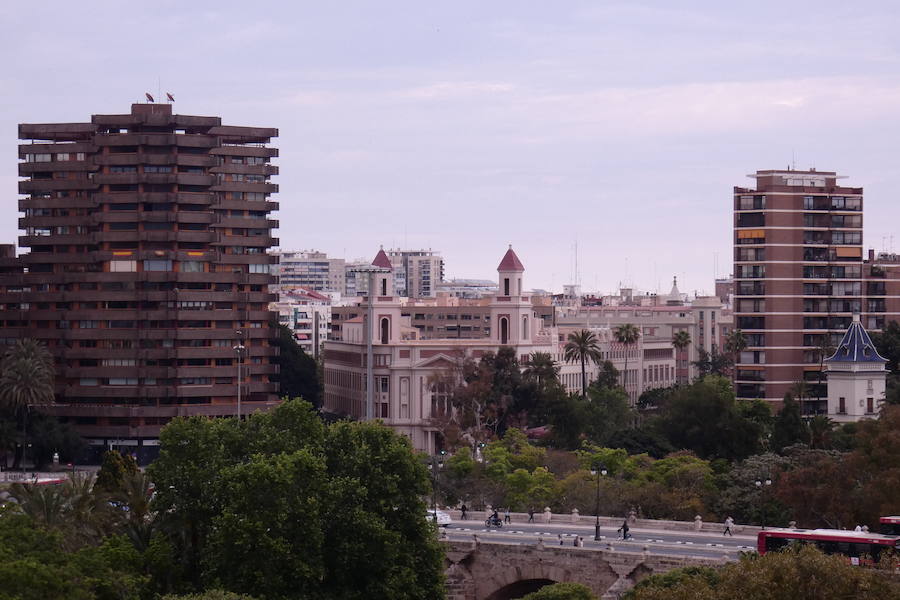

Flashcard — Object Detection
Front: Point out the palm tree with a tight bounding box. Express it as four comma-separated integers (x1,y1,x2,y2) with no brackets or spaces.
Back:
672,330,691,352
613,324,641,395
113,471,157,551
564,329,603,398
807,414,835,449
672,331,691,384
790,379,811,415
0,339,55,469
523,352,559,389
725,329,748,380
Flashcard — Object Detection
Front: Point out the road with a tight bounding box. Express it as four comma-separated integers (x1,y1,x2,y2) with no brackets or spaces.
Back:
443,518,756,560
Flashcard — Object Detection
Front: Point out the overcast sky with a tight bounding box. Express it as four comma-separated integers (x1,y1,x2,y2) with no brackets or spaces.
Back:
3,1,900,295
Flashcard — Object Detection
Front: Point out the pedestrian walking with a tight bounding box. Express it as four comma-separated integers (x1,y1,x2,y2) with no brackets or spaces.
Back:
723,516,734,537
528,507,535,523
504,507,511,524
854,524,862,532
578,536,584,547
558,534,563,545
617,520,631,540
573,535,579,547
460,504,468,520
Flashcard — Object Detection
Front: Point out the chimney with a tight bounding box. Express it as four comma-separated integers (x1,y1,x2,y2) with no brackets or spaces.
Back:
869,249,875,262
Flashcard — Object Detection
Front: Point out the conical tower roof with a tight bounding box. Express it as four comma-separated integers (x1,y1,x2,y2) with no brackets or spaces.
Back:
825,315,888,364
371,247,392,269
497,245,524,272
668,276,680,298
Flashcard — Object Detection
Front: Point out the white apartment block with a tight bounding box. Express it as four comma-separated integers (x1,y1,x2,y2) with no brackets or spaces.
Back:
272,250,346,294
271,287,332,358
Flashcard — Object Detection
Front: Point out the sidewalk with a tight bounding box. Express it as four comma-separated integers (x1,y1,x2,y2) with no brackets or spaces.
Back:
447,509,759,540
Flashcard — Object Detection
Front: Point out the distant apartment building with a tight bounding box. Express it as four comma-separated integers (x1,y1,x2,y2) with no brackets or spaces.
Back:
715,277,734,308
555,295,731,397
272,250,345,293
387,249,444,298
271,287,331,358
434,278,498,299
343,256,404,297
733,169,900,409
0,103,280,461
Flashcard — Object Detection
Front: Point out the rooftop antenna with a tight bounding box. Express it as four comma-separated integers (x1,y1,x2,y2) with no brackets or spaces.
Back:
791,149,797,171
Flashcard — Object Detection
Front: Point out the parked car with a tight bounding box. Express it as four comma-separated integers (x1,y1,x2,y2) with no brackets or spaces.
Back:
426,509,452,527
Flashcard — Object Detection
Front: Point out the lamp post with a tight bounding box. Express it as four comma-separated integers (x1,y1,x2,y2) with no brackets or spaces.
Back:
430,451,446,525
591,464,608,541
233,330,246,420
755,478,772,529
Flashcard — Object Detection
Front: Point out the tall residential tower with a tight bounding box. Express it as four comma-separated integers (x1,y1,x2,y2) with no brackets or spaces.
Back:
732,169,893,410
1,103,280,461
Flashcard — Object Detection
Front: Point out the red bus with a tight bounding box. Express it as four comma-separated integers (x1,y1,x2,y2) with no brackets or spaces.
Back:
758,528,900,565
880,516,900,536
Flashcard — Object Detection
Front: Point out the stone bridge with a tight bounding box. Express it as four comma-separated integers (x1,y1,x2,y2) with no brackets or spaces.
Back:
443,539,722,600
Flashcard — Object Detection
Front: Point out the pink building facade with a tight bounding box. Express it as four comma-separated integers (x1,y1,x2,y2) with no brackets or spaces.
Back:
322,247,558,453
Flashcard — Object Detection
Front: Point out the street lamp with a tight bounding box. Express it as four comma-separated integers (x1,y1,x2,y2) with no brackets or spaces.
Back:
430,451,446,525
590,464,608,541
755,478,772,529
233,330,246,420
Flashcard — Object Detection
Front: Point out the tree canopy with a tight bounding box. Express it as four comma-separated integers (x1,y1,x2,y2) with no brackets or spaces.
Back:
623,545,900,599
148,399,445,599
273,324,321,408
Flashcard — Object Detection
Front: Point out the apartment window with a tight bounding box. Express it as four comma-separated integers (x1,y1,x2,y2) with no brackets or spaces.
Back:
108,378,138,385
248,263,270,274
838,397,846,414
102,359,137,367
109,260,137,272
109,222,138,231
143,222,173,232
180,261,204,273
867,398,874,413
144,260,173,271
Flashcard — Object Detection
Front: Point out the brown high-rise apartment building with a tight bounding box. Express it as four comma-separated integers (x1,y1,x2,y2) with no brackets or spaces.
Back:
733,169,900,411
1,103,280,461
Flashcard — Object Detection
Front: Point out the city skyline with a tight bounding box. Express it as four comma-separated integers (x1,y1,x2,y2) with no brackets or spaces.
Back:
3,2,900,294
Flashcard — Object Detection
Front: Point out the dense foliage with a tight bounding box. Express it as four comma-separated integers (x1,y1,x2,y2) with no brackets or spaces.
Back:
273,324,321,408
623,546,900,599
0,400,445,600
522,582,598,599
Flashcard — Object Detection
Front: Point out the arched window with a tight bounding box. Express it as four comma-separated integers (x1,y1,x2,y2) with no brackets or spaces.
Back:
500,317,509,344
522,315,528,339
380,317,389,344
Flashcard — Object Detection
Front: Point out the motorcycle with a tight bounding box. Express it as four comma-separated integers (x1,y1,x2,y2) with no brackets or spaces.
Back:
485,516,503,528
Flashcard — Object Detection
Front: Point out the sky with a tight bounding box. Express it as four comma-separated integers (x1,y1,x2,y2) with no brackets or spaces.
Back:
2,1,900,296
